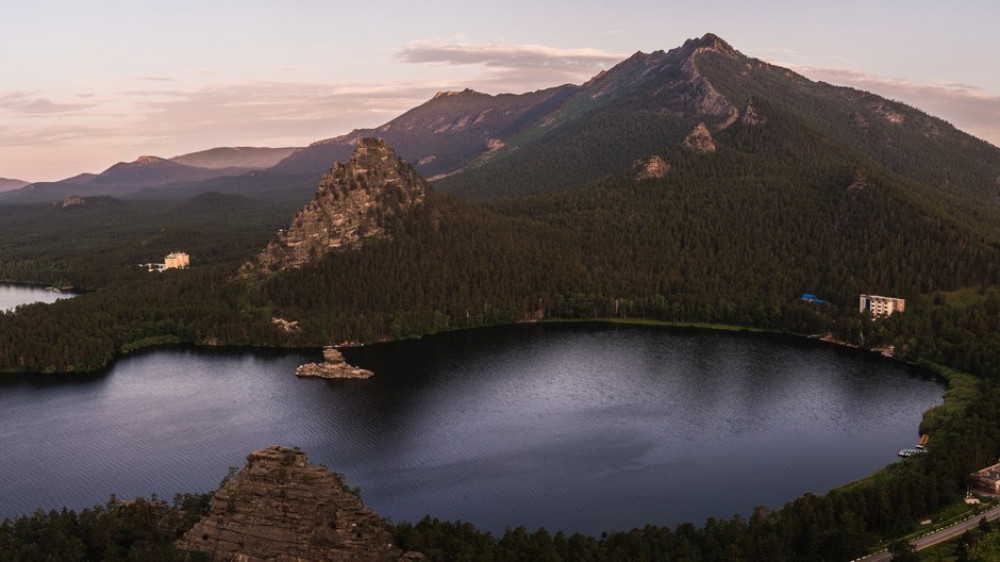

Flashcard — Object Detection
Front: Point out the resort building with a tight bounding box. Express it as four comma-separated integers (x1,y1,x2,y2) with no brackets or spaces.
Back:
164,252,190,269
142,251,191,272
970,462,1000,496
859,294,905,316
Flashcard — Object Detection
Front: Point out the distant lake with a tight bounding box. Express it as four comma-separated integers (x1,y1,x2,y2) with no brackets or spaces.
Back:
0,324,943,535
0,283,72,312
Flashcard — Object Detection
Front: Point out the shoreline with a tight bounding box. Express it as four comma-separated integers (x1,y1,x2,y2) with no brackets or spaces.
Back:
0,315,916,376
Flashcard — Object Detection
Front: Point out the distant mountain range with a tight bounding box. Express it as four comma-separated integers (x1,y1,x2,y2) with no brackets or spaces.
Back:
4,148,302,202
3,33,998,216
170,146,299,169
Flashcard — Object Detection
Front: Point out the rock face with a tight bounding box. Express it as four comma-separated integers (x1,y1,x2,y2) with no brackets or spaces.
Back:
635,155,671,180
296,348,374,379
245,138,428,275
683,123,717,154
176,445,401,561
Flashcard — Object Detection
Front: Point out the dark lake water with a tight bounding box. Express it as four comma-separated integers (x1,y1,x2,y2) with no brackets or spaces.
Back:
0,323,943,534
0,284,70,312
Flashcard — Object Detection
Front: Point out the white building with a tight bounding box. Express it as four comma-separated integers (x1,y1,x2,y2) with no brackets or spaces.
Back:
859,294,905,316
164,252,190,269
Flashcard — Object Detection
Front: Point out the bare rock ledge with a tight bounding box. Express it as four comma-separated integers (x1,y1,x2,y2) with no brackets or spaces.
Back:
296,347,374,379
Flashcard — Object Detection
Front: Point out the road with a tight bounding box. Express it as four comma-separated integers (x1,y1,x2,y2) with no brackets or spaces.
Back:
856,504,1000,562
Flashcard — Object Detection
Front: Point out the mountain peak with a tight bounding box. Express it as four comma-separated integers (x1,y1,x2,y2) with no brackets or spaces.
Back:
431,88,486,100
696,33,737,53
134,155,166,165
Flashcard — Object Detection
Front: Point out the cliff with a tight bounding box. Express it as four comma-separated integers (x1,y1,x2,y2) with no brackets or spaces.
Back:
176,445,404,561
245,138,428,275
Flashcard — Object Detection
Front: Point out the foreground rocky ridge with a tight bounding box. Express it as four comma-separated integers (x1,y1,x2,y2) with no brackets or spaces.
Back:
244,138,428,275
176,445,406,561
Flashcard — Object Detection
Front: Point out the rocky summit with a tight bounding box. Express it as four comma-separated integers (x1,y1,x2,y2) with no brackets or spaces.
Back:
245,138,428,275
176,445,404,561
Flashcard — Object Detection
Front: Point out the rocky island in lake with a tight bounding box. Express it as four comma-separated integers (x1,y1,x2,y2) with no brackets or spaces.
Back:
296,347,374,379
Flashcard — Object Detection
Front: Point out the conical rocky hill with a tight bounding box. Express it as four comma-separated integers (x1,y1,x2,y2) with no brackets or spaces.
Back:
176,445,404,561
244,137,428,275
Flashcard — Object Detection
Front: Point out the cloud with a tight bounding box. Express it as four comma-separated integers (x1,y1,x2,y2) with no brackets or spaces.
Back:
0,122,119,148
397,41,625,70
790,65,1000,147
128,75,177,83
16,99,95,114
117,80,443,151
0,91,96,115
395,41,627,94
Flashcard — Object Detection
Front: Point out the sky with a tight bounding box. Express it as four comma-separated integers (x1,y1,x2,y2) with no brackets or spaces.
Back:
2,0,999,182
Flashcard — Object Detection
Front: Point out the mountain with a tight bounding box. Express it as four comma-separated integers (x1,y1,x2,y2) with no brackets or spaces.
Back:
433,33,1000,202
244,137,428,275
170,146,300,169
89,155,249,187
247,34,1000,346
268,33,999,210
269,85,578,179
1,155,254,202
0,178,29,192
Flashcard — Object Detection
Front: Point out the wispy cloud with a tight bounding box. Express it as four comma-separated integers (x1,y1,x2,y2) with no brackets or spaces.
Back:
0,91,96,115
398,41,625,69
128,75,177,83
396,41,626,93
790,65,1000,147
120,80,444,149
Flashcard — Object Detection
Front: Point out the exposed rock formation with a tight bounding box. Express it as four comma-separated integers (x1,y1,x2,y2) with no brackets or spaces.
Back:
296,348,373,380
635,155,671,180
271,317,301,334
176,445,402,561
741,98,764,126
244,138,428,276
683,123,717,154
59,195,86,208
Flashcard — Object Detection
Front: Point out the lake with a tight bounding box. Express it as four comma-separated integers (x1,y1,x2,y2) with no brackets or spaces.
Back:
0,323,943,535
0,283,70,312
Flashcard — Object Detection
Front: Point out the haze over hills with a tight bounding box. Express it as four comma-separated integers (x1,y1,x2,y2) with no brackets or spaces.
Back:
5,155,257,202
170,146,300,169
0,178,29,192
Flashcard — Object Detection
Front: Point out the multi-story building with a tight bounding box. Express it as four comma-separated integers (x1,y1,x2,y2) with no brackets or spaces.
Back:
164,252,190,269
859,294,905,316
970,462,1000,496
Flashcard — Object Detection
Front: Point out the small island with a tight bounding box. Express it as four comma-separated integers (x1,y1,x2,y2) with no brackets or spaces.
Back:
295,347,373,379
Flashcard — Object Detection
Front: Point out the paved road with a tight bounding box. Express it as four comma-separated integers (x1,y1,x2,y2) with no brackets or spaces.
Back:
856,504,1000,562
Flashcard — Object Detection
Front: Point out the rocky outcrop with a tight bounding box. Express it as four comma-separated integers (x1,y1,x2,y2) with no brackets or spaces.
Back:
296,348,373,380
176,445,402,561
635,155,671,180
243,138,428,276
741,98,764,126
683,123,717,154
60,195,86,208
